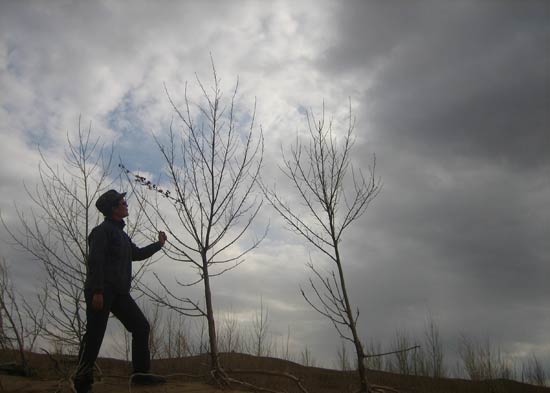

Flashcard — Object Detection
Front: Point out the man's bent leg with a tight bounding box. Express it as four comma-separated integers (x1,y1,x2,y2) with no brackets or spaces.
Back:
111,294,165,385
110,293,151,373
74,289,112,391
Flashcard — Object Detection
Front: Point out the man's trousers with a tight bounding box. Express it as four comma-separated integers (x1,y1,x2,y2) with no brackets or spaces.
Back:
74,288,151,388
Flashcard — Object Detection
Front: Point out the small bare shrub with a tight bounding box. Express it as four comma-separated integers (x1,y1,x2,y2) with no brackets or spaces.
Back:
300,345,317,367
250,297,272,357
218,310,243,354
458,335,515,380
0,258,44,375
365,340,385,371
389,331,415,375
522,354,547,387
336,341,352,371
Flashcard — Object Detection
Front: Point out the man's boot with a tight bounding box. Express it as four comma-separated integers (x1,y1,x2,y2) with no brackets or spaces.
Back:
131,372,167,385
73,381,93,393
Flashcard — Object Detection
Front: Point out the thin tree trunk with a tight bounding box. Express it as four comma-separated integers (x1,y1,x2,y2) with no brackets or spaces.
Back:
202,259,221,372
334,242,369,392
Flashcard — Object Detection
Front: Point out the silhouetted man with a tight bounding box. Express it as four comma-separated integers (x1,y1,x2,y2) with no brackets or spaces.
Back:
74,190,167,393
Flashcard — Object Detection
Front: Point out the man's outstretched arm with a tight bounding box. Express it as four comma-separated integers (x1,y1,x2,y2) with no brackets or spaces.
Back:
131,231,167,261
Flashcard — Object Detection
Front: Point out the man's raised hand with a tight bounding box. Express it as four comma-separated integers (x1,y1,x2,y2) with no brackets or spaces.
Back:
159,231,167,247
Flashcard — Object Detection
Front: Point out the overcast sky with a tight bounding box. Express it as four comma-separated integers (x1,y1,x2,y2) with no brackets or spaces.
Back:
1,0,549,374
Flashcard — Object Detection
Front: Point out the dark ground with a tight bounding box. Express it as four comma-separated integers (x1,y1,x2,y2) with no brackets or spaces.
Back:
0,350,548,393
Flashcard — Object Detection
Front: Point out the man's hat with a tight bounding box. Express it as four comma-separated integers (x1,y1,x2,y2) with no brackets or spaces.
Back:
95,189,126,216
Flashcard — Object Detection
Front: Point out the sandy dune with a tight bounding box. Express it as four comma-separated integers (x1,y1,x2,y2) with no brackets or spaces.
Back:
0,374,248,393
1,350,548,393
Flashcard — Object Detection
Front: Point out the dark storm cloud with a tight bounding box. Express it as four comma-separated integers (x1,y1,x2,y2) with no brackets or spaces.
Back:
307,0,550,364
321,0,550,169
343,143,550,338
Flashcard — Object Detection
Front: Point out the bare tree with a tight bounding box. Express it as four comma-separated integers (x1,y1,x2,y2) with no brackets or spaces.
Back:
0,258,44,375
278,326,294,362
145,302,164,360
522,354,547,387
162,310,191,358
423,314,446,378
1,123,111,351
364,340,384,371
390,331,415,375
388,329,430,377
250,297,272,357
458,335,514,380
110,328,132,363
300,345,316,367
262,103,380,392
385,320,444,378
1,122,154,353
219,309,242,354
123,62,264,383
337,341,352,371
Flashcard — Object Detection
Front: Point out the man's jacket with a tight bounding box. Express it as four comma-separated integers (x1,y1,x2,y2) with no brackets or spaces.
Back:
85,218,161,294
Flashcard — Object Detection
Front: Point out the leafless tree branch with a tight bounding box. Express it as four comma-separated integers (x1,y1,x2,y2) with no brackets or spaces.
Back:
262,101,380,392
122,63,265,383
